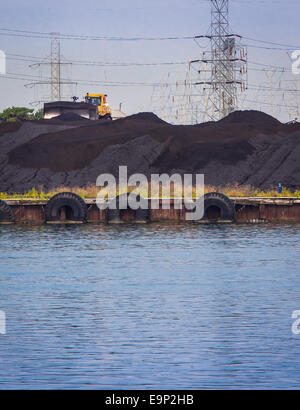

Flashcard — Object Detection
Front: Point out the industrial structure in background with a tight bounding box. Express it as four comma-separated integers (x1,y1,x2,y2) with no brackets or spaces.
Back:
152,0,248,124
25,33,76,105
14,0,298,124
50,33,63,101
194,0,248,121
26,33,124,120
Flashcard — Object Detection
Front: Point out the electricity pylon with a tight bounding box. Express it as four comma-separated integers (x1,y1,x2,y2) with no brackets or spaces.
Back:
192,0,247,121
50,33,62,101
26,33,76,105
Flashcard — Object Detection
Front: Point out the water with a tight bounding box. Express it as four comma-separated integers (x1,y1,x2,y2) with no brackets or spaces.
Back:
0,222,300,389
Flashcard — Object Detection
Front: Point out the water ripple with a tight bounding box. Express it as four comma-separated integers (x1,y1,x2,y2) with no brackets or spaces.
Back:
0,223,300,389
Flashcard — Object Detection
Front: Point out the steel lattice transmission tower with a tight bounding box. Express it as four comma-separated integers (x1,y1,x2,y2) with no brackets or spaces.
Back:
210,0,247,119
191,0,247,122
50,33,62,101
211,0,235,118
26,33,76,106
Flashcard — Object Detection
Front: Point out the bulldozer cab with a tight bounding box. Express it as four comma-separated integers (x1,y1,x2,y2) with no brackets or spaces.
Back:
85,93,112,119
85,94,103,105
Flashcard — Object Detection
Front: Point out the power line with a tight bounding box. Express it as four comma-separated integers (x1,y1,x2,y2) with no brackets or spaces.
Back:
1,72,165,87
6,53,188,67
0,28,194,41
1,27,300,50
4,51,295,73
243,36,300,49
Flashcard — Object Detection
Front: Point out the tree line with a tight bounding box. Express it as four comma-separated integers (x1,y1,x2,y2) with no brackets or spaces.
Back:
0,107,43,122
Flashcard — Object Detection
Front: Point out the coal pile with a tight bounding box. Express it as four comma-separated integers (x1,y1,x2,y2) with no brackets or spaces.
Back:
1,110,300,193
218,110,281,128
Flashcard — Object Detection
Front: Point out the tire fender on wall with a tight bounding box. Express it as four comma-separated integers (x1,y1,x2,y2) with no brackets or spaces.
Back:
200,192,235,222
0,200,14,224
45,192,87,223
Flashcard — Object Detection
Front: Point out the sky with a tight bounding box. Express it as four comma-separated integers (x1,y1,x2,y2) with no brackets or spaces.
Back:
0,0,300,122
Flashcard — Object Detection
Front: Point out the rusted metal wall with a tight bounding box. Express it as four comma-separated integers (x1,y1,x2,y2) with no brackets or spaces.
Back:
12,205,45,223
87,204,105,222
150,208,186,221
6,199,300,223
235,203,300,222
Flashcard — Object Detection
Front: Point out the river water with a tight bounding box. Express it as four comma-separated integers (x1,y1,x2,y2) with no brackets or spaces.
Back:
0,223,300,389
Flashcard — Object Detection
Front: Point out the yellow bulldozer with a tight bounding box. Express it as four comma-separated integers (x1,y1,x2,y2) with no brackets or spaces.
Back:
44,92,113,121
84,93,112,120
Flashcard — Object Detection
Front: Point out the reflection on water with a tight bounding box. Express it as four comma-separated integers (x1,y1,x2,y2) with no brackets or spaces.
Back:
0,223,300,389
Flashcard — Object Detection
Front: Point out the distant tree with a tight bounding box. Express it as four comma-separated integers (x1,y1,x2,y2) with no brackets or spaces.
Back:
0,106,34,122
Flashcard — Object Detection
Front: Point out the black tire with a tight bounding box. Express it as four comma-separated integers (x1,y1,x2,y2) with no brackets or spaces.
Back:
0,200,14,223
107,193,149,224
45,192,87,223
201,192,235,222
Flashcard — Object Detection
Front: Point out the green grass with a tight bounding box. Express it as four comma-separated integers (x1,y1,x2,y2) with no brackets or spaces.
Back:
215,183,300,198
1,184,300,200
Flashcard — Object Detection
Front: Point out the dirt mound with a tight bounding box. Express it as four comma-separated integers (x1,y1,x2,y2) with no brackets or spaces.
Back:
1,110,300,193
9,113,257,173
125,112,167,124
8,114,169,172
218,110,281,128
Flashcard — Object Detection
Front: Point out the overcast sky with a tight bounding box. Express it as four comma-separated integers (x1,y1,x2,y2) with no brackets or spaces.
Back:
0,0,300,122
